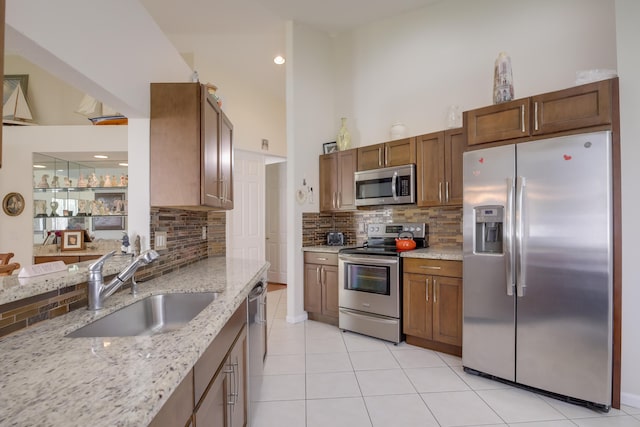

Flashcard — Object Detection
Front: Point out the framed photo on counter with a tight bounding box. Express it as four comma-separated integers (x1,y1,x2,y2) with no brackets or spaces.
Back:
323,141,338,154
61,230,85,251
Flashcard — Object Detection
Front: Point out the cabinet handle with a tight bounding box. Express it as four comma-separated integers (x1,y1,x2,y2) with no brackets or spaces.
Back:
232,360,239,398
433,279,438,303
420,265,441,270
384,145,389,166
378,149,383,167
520,105,526,133
338,191,342,209
534,101,539,131
445,182,450,203
425,277,429,302
316,257,328,261
333,192,337,209
316,266,321,285
438,182,443,204
321,267,326,285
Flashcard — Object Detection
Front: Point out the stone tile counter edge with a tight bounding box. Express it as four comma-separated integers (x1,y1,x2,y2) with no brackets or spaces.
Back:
401,247,463,261
0,257,269,427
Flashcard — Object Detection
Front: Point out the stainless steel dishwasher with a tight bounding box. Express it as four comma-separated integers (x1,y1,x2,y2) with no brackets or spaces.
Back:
248,277,267,424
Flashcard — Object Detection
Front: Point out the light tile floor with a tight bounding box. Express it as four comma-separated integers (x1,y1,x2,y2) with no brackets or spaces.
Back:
253,289,640,427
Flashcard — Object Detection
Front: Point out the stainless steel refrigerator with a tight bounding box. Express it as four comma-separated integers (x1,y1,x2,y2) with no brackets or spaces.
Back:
462,131,613,409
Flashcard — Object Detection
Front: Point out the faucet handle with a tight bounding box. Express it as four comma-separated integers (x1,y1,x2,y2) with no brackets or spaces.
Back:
88,250,116,272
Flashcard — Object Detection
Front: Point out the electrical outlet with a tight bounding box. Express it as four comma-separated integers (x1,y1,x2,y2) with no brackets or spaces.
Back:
202,226,207,240
155,231,167,250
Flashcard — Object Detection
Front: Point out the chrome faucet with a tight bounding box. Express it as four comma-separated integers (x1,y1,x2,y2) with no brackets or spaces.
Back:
87,249,160,310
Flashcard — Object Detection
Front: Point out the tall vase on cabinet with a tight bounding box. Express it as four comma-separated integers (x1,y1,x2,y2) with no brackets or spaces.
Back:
337,117,351,151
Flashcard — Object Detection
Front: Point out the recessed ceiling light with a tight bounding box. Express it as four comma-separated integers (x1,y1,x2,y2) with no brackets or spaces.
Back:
94,154,109,159
274,55,285,65
33,164,46,169
119,162,128,167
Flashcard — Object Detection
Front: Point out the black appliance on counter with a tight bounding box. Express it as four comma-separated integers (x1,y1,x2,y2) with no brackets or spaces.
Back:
338,222,427,343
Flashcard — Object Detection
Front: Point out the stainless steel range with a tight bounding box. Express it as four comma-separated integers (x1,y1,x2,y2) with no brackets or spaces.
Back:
338,222,427,343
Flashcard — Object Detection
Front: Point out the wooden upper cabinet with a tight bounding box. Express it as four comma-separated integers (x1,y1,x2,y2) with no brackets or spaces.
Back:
531,78,612,135
416,128,464,207
466,98,530,146
357,138,416,170
319,149,357,212
150,83,233,209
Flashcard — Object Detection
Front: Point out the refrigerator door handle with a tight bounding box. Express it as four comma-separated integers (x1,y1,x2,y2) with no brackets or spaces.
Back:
515,176,526,297
505,177,515,296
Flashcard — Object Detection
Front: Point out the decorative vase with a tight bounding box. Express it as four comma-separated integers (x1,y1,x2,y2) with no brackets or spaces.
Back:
50,201,59,217
337,117,352,151
493,52,514,104
390,122,407,140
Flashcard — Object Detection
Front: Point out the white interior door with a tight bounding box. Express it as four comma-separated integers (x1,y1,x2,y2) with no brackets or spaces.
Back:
226,150,265,261
265,162,287,283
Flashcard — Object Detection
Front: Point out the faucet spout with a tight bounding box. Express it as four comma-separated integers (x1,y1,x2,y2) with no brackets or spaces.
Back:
87,250,160,310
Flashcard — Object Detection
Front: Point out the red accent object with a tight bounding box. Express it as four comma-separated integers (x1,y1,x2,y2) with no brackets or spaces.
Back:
479,157,484,164
563,154,572,160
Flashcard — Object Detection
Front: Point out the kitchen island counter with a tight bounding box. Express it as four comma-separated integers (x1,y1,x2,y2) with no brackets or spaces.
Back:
0,256,269,427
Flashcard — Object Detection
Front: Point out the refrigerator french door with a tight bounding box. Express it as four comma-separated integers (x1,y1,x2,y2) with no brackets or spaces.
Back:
462,131,613,409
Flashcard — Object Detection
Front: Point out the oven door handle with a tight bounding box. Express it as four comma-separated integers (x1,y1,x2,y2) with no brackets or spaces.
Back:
339,255,399,265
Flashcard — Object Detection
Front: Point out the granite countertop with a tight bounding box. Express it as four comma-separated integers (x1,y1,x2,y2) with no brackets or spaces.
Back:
0,256,269,427
0,254,134,306
401,247,463,261
301,245,351,254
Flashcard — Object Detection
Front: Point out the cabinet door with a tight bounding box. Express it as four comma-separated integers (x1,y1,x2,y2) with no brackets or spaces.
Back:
444,128,465,206
149,370,194,427
304,263,323,313
202,93,221,207
357,144,384,170
385,137,416,167
219,111,234,209
337,149,357,210
433,276,463,346
319,153,338,212
194,364,229,427
531,79,612,135
229,328,247,427
467,98,530,146
403,273,432,339
416,132,444,207
321,265,339,318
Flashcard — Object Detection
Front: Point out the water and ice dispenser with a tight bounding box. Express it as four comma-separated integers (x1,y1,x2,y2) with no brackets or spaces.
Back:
474,206,503,254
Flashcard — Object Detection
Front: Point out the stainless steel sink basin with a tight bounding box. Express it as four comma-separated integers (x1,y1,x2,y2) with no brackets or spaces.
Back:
66,292,220,338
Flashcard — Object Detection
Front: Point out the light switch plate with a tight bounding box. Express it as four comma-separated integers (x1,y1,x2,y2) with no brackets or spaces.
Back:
155,231,167,250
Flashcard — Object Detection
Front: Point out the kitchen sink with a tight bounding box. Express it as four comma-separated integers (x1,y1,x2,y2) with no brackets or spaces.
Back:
66,292,220,338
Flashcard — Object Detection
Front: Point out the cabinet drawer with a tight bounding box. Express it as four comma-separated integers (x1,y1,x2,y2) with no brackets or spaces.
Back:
403,258,462,277
304,252,338,266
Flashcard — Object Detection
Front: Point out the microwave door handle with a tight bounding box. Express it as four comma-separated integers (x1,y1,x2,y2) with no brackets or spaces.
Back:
391,171,399,200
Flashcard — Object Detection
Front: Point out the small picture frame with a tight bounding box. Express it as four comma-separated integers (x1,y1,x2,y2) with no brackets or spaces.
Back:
2,192,25,216
61,230,85,251
93,192,126,231
323,141,338,154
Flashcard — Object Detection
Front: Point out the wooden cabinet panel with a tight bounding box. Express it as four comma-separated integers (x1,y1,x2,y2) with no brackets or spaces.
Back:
357,138,415,171
319,149,357,212
193,363,228,427
304,252,338,266
304,263,323,314
433,276,463,347
467,98,530,146
357,143,385,170
321,265,339,318
403,259,462,355
403,273,432,338
531,79,612,135
150,83,233,209
416,131,444,207
444,128,465,206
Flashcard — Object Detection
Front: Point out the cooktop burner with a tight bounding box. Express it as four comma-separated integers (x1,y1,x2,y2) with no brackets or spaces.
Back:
339,222,428,257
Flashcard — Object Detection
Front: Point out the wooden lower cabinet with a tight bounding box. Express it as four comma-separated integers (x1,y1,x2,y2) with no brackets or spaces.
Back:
304,252,339,325
34,254,101,265
149,303,247,427
403,258,462,356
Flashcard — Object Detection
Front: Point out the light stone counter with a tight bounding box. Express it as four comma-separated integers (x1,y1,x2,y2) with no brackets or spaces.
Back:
301,245,351,254
401,247,463,261
0,256,269,427
0,254,134,306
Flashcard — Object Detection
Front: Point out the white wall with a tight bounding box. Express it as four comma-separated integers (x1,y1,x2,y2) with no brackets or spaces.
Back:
286,21,337,323
333,0,617,146
0,126,128,267
615,0,640,409
167,34,288,158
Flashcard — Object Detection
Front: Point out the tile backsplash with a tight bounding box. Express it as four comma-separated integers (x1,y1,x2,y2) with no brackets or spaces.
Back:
303,205,462,248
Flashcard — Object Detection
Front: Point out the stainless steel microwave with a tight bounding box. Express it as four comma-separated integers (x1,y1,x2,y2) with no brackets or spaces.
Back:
354,164,416,206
